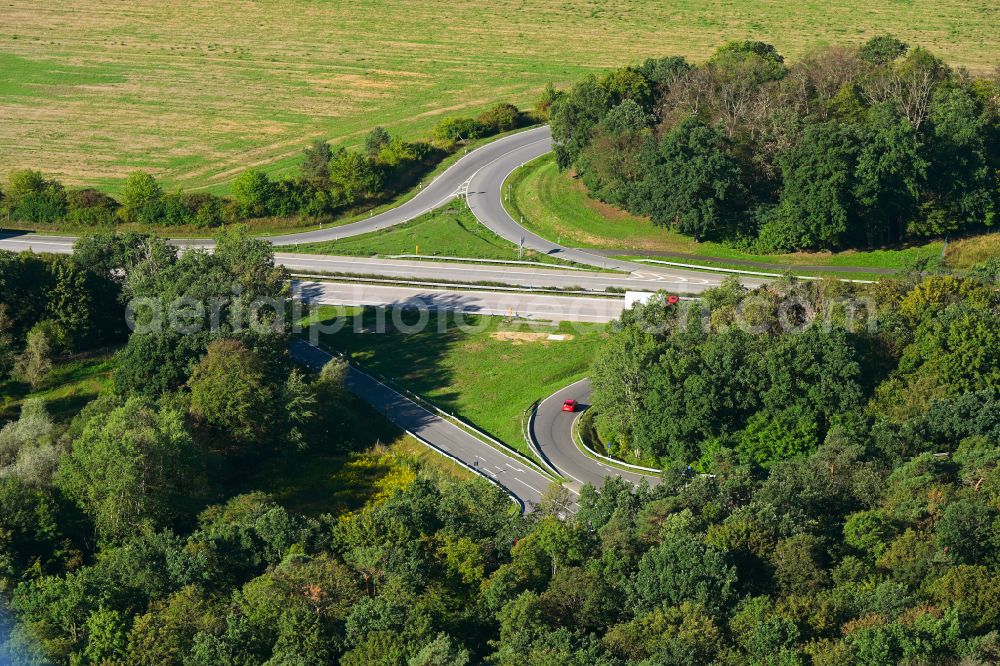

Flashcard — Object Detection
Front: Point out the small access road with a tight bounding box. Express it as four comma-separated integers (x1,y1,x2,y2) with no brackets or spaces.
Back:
291,339,563,512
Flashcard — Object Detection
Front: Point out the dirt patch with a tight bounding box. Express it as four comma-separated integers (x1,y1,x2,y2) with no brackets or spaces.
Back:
490,331,574,344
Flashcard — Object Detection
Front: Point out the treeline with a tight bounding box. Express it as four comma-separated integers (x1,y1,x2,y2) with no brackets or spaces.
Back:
0,231,378,662
1,230,362,466
0,102,528,228
547,36,1000,251
592,260,1000,468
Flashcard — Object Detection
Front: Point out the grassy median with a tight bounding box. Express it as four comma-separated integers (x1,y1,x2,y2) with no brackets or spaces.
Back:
302,306,607,456
284,200,572,267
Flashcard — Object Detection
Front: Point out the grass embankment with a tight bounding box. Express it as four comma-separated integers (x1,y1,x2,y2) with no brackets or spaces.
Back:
284,200,571,267
946,233,1000,269
2,0,994,193
0,351,115,422
303,306,607,456
505,154,983,276
611,257,891,283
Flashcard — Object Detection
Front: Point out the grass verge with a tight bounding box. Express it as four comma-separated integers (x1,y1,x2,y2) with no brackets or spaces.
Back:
613,256,889,283
505,153,971,274
945,232,1000,269
283,199,575,267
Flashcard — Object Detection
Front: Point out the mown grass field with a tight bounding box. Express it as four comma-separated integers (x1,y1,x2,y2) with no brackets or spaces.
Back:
305,307,607,455
505,154,999,273
1,0,996,194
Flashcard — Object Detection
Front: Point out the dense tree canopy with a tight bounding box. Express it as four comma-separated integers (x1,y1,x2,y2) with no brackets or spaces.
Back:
1,240,1000,664
1,41,999,663
550,37,999,251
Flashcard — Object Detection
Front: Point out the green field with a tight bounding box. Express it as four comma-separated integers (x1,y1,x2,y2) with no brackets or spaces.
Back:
1,0,996,194
505,154,973,273
304,307,606,455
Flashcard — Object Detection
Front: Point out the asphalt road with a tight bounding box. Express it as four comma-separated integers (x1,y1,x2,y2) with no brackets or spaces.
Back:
0,235,753,295
294,280,626,322
269,126,555,246
0,125,766,295
290,339,564,512
0,235,751,296
467,128,651,273
0,126,552,252
0,126,760,502
277,253,742,293
531,378,660,490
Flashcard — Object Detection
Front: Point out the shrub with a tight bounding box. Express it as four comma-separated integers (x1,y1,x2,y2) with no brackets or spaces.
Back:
376,137,420,168
476,103,521,134
66,189,118,226
119,172,164,224
3,170,67,223
364,126,392,157
161,192,227,227
328,149,381,206
433,117,483,145
231,169,275,218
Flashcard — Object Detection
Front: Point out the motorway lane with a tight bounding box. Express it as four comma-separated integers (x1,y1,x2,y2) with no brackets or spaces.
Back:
290,339,562,512
0,125,767,294
277,253,729,293
0,233,744,296
0,233,738,295
0,233,78,254
531,378,660,490
293,280,626,322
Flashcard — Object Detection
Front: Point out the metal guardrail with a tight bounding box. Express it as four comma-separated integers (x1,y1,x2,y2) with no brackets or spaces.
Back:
302,339,555,480
404,428,524,513
572,408,663,476
521,399,562,477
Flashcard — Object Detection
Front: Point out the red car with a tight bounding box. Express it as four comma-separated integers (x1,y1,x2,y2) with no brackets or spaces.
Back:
562,399,578,413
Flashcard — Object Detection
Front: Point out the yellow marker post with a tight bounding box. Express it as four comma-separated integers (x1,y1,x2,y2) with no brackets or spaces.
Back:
415,244,420,255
